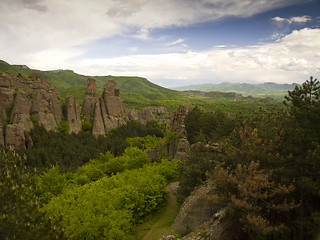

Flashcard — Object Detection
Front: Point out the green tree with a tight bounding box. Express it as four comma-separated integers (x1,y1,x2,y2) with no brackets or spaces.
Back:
0,149,65,239
207,161,296,238
59,120,70,135
283,76,320,239
284,76,320,142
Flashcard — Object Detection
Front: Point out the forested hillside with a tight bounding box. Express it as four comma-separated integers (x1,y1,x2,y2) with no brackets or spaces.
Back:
174,81,299,99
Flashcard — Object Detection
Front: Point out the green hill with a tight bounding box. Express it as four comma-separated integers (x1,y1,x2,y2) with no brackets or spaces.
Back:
0,60,284,113
174,82,298,99
0,60,184,110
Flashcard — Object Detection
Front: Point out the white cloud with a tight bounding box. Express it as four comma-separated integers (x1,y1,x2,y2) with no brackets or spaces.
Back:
272,15,312,24
67,28,320,87
290,15,312,23
132,28,151,40
0,0,309,67
166,38,185,46
272,16,290,23
0,0,318,87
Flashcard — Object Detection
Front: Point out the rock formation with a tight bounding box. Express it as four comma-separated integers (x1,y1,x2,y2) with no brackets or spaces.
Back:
65,95,81,134
170,104,190,135
81,78,99,122
167,181,245,240
102,80,127,130
0,72,63,148
103,80,125,118
162,207,244,240
128,106,169,124
92,101,105,137
172,181,223,235
0,72,169,147
5,125,26,149
174,137,190,160
164,104,191,160
0,122,4,146
80,78,129,136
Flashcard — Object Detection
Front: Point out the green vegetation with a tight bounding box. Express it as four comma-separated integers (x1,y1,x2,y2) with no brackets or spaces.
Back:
0,149,65,240
178,77,320,239
1,59,319,239
0,60,282,114
19,120,163,171
36,149,180,240
174,81,299,99
136,184,180,240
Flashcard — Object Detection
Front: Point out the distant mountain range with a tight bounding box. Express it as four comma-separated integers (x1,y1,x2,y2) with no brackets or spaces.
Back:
174,82,299,99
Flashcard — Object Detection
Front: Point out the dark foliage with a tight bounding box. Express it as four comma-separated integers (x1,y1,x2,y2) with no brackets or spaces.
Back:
0,149,65,240
184,107,236,144
19,120,163,172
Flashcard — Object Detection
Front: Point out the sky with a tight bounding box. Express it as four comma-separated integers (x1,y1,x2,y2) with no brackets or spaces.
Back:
1,0,320,88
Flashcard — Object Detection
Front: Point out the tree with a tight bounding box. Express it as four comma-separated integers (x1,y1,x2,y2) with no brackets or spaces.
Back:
283,76,320,239
284,76,320,142
0,149,65,239
207,161,296,238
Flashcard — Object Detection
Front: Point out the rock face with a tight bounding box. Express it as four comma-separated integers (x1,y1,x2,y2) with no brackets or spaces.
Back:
65,95,81,134
128,106,169,124
174,137,190,160
171,104,190,135
81,78,99,122
81,78,128,136
0,72,168,147
165,104,191,160
103,80,125,118
92,101,105,136
172,181,223,235
5,125,26,149
164,207,244,240
169,181,245,240
0,122,4,146
0,72,63,148
102,80,127,131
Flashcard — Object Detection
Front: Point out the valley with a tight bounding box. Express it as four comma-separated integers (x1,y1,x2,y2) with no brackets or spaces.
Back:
0,60,319,240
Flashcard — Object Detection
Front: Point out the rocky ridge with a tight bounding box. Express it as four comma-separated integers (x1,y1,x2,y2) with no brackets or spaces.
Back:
0,73,168,148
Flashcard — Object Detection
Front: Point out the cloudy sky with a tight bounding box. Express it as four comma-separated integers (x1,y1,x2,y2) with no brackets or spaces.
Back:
1,0,320,88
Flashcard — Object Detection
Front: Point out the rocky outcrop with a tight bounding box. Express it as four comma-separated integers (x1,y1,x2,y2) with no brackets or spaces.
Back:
103,80,126,118
65,95,81,134
168,181,244,240
81,78,99,122
162,207,244,240
174,137,190,160
172,181,223,235
138,107,155,122
163,104,191,160
198,207,244,240
128,106,169,124
92,101,105,137
170,104,190,135
0,122,4,146
81,78,128,136
0,72,169,147
0,72,63,148
5,124,26,149
30,90,62,131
